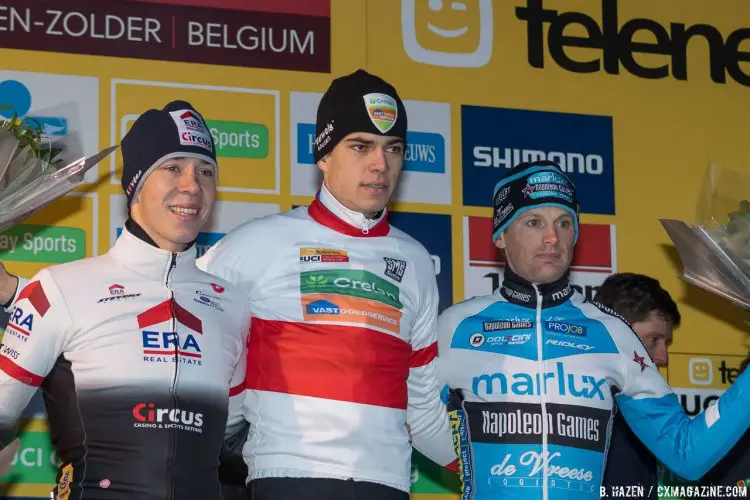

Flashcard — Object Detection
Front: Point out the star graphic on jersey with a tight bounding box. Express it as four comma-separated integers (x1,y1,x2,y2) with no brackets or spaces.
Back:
521,184,535,197
633,350,648,372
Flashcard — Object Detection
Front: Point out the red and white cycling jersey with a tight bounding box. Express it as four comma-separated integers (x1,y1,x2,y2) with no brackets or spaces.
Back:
0,225,249,500
199,185,457,492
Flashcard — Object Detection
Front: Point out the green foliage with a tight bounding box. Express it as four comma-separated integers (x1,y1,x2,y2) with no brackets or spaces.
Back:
0,106,63,167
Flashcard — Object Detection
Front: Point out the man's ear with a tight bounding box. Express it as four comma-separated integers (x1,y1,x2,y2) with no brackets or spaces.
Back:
494,232,506,251
316,156,329,175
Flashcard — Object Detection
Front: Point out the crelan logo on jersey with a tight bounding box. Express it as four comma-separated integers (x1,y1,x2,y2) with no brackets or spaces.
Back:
472,362,607,400
300,270,402,309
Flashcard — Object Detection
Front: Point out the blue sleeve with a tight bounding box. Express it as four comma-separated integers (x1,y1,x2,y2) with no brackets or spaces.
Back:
614,328,750,480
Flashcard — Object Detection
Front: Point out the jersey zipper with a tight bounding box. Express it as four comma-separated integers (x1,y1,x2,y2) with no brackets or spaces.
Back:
164,252,178,500
532,284,549,500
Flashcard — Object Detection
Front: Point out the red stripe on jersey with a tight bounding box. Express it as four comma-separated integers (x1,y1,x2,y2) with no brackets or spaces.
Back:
308,195,390,238
246,318,410,409
138,299,203,334
17,281,51,317
172,300,203,334
410,342,437,368
0,355,44,387
445,459,459,473
229,383,244,397
138,300,172,329
7,324,31,336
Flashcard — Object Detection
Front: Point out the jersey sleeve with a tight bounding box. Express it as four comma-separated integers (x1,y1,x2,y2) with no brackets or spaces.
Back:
218,302,251,488
612,319,750,480
225,302,250,443
3,276,28,313
405,250,458,470
197,221,267,299
0,270,73,444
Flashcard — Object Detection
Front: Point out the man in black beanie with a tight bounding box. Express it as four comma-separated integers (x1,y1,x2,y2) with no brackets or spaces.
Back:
312,68,408,218
199,69,458,500
0,100,251,500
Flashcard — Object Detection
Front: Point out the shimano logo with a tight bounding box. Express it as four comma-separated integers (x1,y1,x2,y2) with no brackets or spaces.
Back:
472,362,606,400
473,146,603,175
546,321,586,336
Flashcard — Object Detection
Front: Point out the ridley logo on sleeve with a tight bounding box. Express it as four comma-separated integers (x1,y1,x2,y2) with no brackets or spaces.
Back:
363,93,398,134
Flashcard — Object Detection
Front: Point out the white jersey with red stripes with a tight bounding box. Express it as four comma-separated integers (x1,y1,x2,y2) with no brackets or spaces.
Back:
199,184,457,492
0,225,250,500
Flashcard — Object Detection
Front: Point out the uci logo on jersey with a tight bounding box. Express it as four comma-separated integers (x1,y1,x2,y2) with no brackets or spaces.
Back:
472,361,607,400
546,321,587,336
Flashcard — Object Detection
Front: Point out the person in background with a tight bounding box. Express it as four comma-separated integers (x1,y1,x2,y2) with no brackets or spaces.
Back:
596,272,681,499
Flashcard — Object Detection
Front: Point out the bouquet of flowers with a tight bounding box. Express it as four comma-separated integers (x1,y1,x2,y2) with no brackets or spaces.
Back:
660,163,750,310
0,102,116,232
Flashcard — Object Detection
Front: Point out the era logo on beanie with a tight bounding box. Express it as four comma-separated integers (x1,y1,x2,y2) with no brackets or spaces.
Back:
363,93,398,134
169,109,213,153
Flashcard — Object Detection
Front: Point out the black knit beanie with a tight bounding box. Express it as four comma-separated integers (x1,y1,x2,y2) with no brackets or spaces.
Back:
120,100,217,206
313,69,407,163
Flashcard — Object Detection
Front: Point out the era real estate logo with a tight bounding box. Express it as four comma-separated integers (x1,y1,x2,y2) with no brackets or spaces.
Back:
0,0,330,72
463,215,616,302
389,211,453,314
515,0,750,87
290,91,452,205
112,79,280,194
401,0,494,68
0,70,99,183
461,104,615,215
109,194,279,257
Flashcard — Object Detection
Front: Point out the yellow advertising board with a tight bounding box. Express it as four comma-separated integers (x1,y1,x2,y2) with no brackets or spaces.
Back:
0,0,748,498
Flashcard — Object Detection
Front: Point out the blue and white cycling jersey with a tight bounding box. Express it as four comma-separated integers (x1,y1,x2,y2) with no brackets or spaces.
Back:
437,269,750,500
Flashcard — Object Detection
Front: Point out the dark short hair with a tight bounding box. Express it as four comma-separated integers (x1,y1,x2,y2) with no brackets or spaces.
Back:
594,273,681,326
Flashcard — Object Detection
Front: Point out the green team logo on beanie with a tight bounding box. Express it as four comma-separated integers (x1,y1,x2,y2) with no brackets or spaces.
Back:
363,93,398,134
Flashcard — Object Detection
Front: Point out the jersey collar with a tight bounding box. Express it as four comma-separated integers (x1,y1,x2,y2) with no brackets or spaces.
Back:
308,183,390,237
499,267,573,308
110,220,198,282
